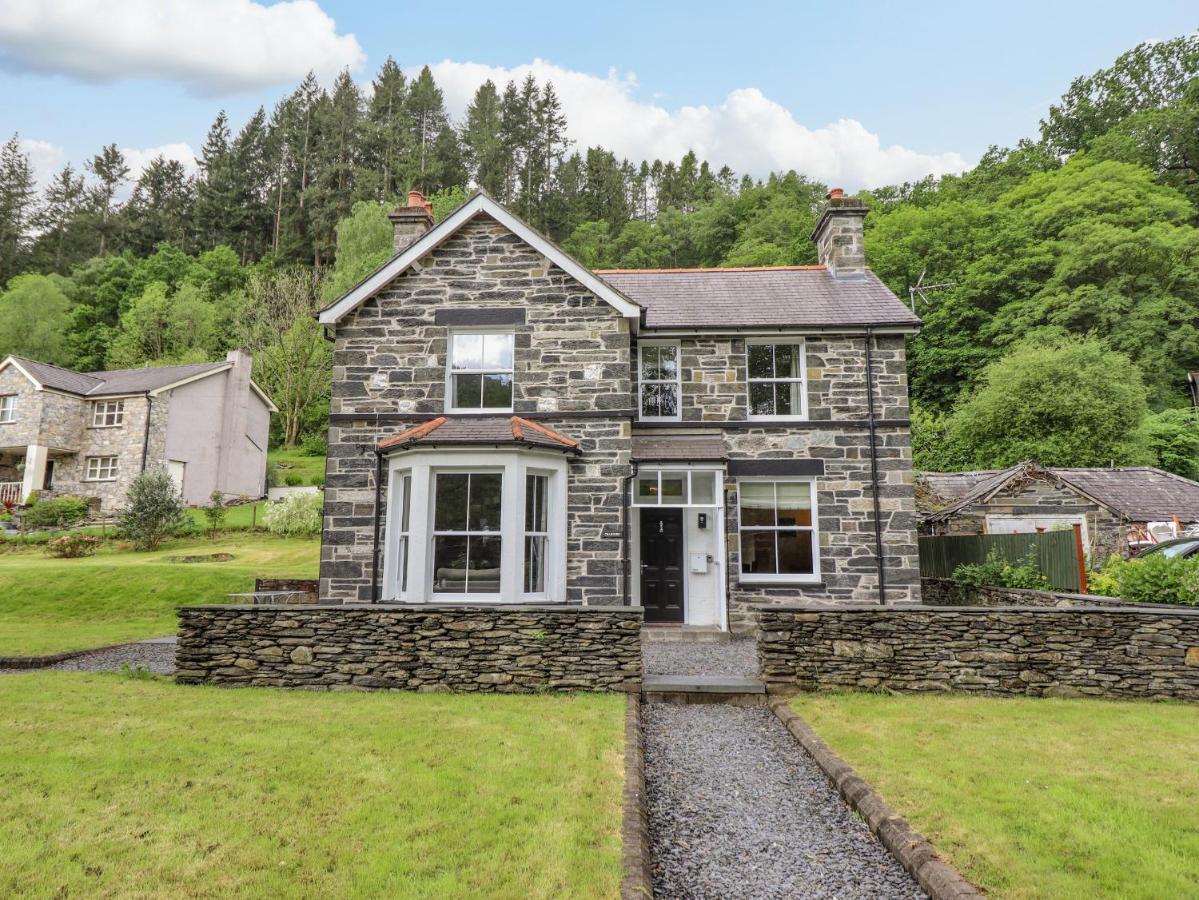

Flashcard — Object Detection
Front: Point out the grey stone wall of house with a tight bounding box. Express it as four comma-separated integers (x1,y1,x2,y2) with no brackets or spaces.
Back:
927,475,1127,562
175,604,643,692
0,366,45,450
321,215,633,605
758,605,1199,701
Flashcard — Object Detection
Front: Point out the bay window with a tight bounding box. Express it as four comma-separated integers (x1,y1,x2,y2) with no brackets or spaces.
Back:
448,332,514,411
524,473,549,594
638,342,681,421
432,472,503,595
737,479,820,582
747,340,807,419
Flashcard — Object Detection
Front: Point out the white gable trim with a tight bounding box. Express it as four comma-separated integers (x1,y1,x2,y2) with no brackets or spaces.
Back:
249,380,280,413
0,356,45,390
146,364,233,396
317,193,642,326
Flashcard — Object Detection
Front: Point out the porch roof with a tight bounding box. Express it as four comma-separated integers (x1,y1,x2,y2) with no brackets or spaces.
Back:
631,434,726,462
377,416,581,454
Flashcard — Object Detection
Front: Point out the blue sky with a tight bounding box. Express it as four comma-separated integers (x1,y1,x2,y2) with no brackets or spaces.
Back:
2,0,1196,191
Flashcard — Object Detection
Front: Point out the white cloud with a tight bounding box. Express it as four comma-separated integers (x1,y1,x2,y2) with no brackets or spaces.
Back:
0,0,364,93
18,137,65,188
20,138,196,200
430,59,968,190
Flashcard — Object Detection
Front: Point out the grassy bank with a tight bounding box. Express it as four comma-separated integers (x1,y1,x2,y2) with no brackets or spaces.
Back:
792,692,1199,899
0,675,623,898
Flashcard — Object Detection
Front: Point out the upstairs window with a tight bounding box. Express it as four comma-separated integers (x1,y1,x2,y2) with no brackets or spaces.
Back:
0,395,14,423
747,341,807,419
639,342,681,421
92,399,126,427
85,456,118,481
448,332,514,411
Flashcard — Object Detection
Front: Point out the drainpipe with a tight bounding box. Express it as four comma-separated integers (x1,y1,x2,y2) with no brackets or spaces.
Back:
371,447,384,604
622,462,639,606
139,394,153,472
864,328,887,604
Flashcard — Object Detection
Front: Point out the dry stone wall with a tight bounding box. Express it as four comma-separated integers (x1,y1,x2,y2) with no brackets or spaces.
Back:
176,603,643,692
758,605,1199,701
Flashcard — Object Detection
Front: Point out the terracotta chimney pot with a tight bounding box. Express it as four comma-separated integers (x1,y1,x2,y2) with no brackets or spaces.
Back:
407,190,426,208
828,187,845,200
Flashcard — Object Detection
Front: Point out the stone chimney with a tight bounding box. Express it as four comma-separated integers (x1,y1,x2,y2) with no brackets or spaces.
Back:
811,187,868,278
388,190,435,254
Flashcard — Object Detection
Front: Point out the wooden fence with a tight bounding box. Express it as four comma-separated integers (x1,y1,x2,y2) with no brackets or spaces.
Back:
918,529,1084,592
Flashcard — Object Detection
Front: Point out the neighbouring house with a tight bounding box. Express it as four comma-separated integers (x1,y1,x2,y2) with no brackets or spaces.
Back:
0,350,276,513
316,189,922,633
918,461,1199,560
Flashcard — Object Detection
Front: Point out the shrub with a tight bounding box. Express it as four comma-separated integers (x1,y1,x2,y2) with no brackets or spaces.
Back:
23,495,89,528
1103,553,1199,606
267,465,284,488
45,533,99,558
953,549,1050,590
263,492,322,536
300,432,327,456
284,473,304,487
310,473,325,487
201,491,227,538
118,468,189,551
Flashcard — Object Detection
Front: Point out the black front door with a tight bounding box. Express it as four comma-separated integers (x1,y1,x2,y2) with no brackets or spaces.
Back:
640,508,684,623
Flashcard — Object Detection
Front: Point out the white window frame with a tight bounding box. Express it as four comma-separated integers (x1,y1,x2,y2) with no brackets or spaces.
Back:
736,477,821,584
746,339,808,421
0,395,14,423
84,456,119,482
91,399,126,428
637,340,682,422
523,470,552,599
381,449,568,603
430,468,506,599
632,467,723,508
445,329,515,413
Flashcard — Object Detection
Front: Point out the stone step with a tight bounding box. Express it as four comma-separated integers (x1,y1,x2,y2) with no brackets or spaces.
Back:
642,674,767,706
641,626,730,643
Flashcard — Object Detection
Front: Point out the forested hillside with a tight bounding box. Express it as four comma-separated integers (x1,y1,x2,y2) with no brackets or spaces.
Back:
1,34,1197,474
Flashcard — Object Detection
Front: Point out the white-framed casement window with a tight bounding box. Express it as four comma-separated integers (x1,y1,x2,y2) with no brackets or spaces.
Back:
447,331,515,411
737,478,820,582
84,456,119,482
0,395,14,423
383,450,568,603
746,340,807,420
91,399,126,427
638,341,681,421
632,469,720,507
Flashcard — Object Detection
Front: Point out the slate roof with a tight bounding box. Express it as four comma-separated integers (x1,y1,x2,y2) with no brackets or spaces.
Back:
919,461,1199,523
378,416,580,454
631,434,726,462
594,266,921,330
8,356,227,397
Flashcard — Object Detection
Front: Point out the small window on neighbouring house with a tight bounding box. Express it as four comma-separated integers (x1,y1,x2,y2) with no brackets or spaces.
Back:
92,399,125,427
738,480,819,580
448,333,514,411
0,395,14,423
85,456,118,481
639,343,681,420
747,341,807,419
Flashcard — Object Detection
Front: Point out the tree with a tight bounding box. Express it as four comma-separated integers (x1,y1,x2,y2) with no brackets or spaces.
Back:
462,79,506,196
0,273,73,364
193,112,236,250
362,57,410,201
945,337,1152,469
319,200,392,302
86,144,129,255
0,133,37,283
106,281,218,367
119,467,188,551
1141,408,1199,480
407,66,449,193
124,156,192,255
31,163,87,272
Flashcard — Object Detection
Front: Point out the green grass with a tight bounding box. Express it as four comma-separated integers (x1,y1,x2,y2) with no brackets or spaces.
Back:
791,693,1199,899
0,675,623,898
0,533,318,656
269,447,326,485
186,500,271,531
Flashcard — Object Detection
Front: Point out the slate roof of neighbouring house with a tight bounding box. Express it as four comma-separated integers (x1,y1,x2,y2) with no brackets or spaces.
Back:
594,266,922,330
8,356,228,397
378,416,581,454
919,461,1199,523
631,434,726,462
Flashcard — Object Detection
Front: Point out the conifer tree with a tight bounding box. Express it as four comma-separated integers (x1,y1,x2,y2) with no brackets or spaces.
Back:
407,66,450,193
462,80,506,196
193,113,236,249
363,57,410,201
0,133,37,283
125,157,192,255
32,163,86,272
86,143,129,256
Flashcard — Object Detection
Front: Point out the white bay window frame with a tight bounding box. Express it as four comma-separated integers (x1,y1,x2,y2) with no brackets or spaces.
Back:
382,449,568,603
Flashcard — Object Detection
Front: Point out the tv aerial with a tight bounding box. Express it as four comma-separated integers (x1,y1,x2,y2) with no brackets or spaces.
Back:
907,269,956,313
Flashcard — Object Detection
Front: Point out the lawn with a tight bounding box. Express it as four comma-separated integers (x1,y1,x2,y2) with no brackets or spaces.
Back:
792,693,1199,899
0,532,318,656
0,674,623,899
269,447,326,485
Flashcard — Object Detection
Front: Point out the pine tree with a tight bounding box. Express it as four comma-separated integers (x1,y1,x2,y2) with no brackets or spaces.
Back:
0,133,37,283
86,143,130,256
32,163,86,272
407,66,450,193
231,106,273,261
193,112,236,249
363,57,410,201
462,80,506,195
125,157,192,255
309,70,364,269
498,80,527,203
531,82,570,227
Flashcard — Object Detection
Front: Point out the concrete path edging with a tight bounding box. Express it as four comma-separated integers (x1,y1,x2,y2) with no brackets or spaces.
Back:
621,694,653,899
0,641,134,670
770,701,985,900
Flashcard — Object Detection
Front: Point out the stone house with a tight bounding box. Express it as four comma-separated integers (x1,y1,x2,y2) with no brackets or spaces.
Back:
918,460,1199,561
0,351,276,513
316,190,922,633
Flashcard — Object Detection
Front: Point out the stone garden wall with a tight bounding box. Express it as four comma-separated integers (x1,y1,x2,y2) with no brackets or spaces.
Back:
920,577,1183,610
758,605,1199,701
176,603,642,692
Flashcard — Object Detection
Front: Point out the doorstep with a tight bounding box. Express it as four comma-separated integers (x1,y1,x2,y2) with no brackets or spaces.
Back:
641,625,730,643
642,674,767,706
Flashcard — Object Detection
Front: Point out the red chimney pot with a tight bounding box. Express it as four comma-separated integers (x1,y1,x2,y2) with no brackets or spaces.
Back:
407,190,426,208
828,187,845,200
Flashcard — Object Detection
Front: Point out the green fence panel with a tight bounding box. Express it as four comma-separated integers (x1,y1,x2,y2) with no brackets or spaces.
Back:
918,530,1081,592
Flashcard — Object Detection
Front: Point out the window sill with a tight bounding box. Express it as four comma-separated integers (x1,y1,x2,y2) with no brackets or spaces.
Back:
88,424,125,430
83,478,118,483
445,408,514,416
746,416,810,423
738,577,824,587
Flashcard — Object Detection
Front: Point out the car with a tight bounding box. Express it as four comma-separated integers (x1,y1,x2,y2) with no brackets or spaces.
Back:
1134,537,1199,560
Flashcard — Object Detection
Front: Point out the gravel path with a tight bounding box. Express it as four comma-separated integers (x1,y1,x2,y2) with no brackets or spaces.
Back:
643,704,924,899
643,637,759,677
1,638,177,675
